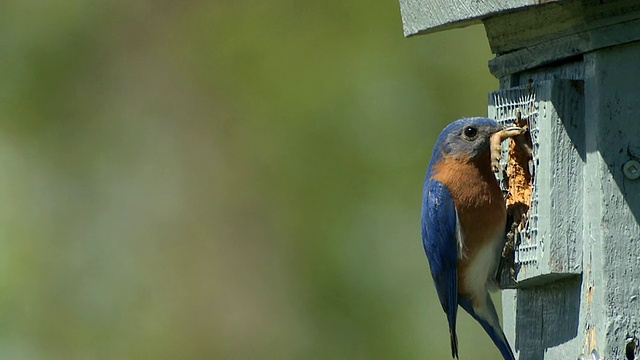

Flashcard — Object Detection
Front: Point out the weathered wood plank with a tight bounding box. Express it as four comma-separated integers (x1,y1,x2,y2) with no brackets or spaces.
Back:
583,44,640,360
503,277,583,359
488,17,640,77
484,0,640,54
399,0,560,37
504,59,584,89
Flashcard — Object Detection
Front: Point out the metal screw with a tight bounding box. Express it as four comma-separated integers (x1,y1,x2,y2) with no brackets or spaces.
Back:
623,160,640,180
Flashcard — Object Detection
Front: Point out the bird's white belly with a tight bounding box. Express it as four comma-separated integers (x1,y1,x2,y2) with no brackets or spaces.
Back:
464,242,500,296
458,228,503,302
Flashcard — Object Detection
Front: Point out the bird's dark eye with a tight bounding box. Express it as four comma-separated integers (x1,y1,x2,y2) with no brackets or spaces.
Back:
463,126,478,138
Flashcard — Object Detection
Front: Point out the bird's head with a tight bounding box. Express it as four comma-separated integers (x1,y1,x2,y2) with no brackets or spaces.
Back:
433,117,522,162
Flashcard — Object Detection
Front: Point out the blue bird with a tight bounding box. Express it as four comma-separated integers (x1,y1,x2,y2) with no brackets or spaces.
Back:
421,117,523,360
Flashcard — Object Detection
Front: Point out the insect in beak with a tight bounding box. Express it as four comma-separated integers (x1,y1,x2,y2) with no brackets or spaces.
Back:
490,126,526,172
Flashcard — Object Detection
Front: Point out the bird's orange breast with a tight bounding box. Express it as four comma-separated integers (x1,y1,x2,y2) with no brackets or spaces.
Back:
431,153,506,297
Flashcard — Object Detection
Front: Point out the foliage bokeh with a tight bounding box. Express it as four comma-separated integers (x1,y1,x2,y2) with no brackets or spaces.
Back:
0,1,501,359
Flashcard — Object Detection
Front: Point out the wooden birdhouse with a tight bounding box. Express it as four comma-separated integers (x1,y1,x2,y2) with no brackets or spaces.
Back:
400,1,640,359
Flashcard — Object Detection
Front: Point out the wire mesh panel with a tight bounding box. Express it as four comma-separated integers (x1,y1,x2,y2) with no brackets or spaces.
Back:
489,80,583,286
490,83,540,284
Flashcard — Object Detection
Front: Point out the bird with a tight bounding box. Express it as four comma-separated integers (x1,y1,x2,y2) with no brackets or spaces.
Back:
421,117,524,360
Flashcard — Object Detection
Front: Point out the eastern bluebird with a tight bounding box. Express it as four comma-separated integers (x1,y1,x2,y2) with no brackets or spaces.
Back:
421,117,524,360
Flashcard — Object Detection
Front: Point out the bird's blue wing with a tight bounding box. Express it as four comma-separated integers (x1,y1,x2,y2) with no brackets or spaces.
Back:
421,177,459,358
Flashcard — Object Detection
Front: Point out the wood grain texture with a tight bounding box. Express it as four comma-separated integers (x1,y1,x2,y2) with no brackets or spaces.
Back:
484,0,640,54
535,80,584,280
488,17,640,78
503,278,583,360
483,0,640,78
583,44,640,360
399,0,560,37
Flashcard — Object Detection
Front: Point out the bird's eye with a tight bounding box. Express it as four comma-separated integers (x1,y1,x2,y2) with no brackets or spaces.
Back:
463,126,478,138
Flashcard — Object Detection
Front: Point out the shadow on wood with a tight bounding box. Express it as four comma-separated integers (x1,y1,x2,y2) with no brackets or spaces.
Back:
515,276,581,360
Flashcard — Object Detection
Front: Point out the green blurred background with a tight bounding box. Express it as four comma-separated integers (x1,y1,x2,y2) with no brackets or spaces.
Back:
0,1,501,359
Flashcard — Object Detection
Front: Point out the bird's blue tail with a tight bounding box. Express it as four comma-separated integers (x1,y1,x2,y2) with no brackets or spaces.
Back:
449,324,458,359
459,294,515,360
